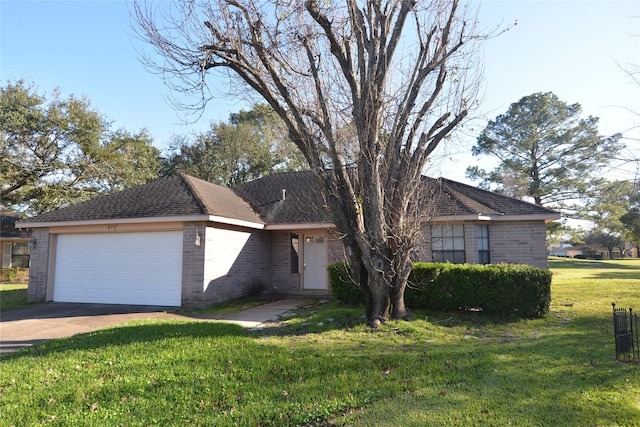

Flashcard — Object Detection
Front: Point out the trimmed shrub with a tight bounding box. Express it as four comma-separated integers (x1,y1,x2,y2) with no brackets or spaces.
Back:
329,262,551,318
328,262,363,305
0,267,29,283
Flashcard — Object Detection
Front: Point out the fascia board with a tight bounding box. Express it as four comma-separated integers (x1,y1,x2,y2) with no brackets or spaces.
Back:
431,213,561,222
206,215,265,230
264,223,335,231
16,214,265,230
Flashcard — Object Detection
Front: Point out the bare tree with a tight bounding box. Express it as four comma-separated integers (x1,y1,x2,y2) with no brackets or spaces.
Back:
133,0,483,327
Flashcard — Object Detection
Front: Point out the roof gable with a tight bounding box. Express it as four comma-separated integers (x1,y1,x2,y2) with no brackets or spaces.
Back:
20,174,262,226
18,171,559,228
431,178,558,218
234,171,559,223
233,171,332,225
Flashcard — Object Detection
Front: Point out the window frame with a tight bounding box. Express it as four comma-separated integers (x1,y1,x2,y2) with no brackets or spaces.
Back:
477,224,490,264
431,223,466,264
2,242,30,268
290,233,300,274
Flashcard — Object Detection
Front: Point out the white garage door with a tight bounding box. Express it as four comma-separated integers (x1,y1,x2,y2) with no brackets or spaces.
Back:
54,231,183,306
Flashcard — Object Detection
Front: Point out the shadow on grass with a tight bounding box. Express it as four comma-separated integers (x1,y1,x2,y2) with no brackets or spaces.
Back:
551,259,640,270
1,321,248,360
551,258,640,280
592,270,640,280
2,308,638,426
0,288,29,311
3,303,536,360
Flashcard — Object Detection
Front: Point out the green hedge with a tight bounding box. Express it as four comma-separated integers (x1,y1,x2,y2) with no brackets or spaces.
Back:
329,262,551,318
328,262,363,305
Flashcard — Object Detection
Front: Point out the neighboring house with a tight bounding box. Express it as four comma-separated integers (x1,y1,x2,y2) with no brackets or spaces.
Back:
0,206,31,269
17,171,560,308
624,242,639,258
548,244,584,258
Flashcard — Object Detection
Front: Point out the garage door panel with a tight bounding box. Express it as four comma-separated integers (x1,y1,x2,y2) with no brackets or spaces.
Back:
54,232,183,306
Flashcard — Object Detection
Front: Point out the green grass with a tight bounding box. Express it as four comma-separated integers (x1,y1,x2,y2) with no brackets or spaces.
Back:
1,259,639,426
178,295,283,316
0,283,28,311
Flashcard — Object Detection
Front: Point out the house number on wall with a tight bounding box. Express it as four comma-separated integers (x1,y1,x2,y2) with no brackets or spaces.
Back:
107,224,118,231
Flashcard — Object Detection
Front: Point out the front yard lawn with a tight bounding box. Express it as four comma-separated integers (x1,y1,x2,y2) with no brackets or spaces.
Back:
1,259,638,426
0,283,28,311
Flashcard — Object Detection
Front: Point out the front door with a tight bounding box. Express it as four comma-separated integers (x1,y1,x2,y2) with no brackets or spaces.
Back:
303,234,328,289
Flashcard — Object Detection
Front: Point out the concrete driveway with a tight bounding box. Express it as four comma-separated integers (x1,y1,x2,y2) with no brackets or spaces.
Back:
0,303,185,354
0,299,308,354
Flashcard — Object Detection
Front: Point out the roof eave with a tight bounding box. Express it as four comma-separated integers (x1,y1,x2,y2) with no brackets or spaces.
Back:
208,215,264,230
16,214,265,230
264,223,335,231
430,213,561,222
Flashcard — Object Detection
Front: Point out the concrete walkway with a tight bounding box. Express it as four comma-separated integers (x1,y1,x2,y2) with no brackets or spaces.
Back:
213,298,309,328
0,298,309,354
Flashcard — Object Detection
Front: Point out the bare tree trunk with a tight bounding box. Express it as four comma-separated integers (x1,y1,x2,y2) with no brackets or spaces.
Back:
133,0,484,327
389,262,412,321
367,270,391,328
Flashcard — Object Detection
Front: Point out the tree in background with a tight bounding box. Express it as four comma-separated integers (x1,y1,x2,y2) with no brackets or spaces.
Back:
161,104,307,185
582,229,626,260
0,81,160,215
620,183,640,251
580,180,635,257
134,0,485,326
466,92,623,210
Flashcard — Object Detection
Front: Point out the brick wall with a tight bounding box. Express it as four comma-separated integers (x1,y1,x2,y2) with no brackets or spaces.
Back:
26,228,50,303
270,232,301,292
181,222,272,308
489,221,549,268
411,220,549,268
327,230,347,264
181,222,206,307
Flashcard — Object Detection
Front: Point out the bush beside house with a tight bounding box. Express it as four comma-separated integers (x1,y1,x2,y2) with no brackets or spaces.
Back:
329,262,551,318
0,267,29,283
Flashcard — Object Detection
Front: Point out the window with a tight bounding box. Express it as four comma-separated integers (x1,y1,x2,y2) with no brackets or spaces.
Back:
290,233,299,273
431,224,465,263
2,242,30,268
477,224,490,264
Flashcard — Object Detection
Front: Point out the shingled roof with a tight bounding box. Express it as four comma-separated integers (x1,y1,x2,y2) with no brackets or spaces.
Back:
18,171,558,228
1,206,31,238
425,177,559,219
19,174,263,226
235,171,558,223
232,171,333,225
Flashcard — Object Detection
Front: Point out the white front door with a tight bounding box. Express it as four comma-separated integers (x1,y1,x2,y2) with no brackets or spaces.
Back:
303,234,328,289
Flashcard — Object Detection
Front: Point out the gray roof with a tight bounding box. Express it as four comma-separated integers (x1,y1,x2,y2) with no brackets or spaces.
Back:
20,174,263,225
1,206,31,238
426,177,558,218
233,171,332,224
235,171,558,223
19,171,558,227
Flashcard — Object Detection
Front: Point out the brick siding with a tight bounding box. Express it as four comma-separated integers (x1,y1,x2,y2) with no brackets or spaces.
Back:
270,232,302,292
181,222,272,308
26,229,50,303
414,220,549,268
489,221,549,268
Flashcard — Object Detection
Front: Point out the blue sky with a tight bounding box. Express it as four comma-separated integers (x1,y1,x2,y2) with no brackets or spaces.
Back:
2,0,639,184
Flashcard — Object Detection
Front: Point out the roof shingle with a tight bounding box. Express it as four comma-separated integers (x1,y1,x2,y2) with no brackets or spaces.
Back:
21,174,262,225
19,171,558,226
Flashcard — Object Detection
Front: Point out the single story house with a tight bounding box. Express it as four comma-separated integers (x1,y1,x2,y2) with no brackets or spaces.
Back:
1,206,31,269
17,171,560,308
548,244,584,258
